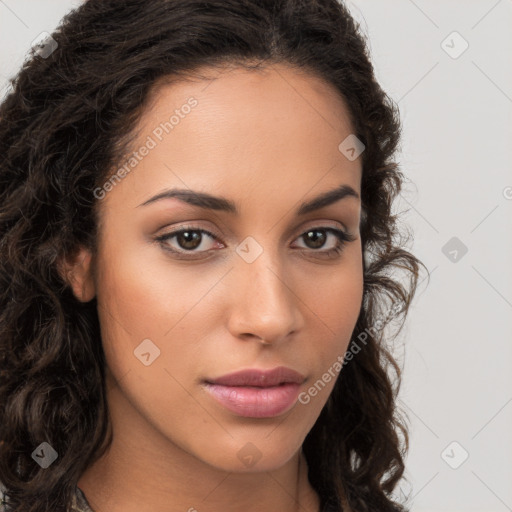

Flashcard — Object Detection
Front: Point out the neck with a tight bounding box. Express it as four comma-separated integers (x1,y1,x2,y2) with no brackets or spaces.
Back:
78,447,320,512
77,373,321,512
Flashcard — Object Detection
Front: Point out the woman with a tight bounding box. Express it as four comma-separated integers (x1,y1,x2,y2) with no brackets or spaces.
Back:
0,1,426,511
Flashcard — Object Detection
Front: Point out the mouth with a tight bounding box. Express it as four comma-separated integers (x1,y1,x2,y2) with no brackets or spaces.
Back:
202,366,306,418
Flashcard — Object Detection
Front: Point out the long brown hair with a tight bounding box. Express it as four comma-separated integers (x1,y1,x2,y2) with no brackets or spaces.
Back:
0,1,427,511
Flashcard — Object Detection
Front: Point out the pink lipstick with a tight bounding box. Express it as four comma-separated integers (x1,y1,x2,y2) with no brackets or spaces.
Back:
203,366,305,418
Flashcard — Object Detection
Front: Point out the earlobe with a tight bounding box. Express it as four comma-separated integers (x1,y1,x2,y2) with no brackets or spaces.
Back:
58,246,96,302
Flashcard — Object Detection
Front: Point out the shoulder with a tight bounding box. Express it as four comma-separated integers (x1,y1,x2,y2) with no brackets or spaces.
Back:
72,486,95,512
0,482,92,512
0,480,7,511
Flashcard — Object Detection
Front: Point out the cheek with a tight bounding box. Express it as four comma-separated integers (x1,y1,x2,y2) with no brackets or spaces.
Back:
302,247,363,332
301,251,363,369
94,251,213,435
94,243,225,390
292,262,363,415
331,244,364,322
95,238,212,337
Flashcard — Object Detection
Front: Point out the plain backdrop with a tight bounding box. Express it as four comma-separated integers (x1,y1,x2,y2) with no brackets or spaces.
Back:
1,1,511,511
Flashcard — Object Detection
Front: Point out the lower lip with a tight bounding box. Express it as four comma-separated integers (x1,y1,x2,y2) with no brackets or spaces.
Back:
203,382,301,418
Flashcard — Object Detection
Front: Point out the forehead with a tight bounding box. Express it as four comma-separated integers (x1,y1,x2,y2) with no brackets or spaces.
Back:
140,62,356,143
100,63,361,214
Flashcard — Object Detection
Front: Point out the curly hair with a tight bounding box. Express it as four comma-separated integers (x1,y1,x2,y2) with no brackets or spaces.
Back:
0,1,427,511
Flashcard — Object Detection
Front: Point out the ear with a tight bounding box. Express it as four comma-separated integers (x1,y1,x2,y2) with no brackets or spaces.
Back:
57,246,96,302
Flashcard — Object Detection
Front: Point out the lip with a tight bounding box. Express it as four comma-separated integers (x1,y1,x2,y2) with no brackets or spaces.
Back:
203,366,306,418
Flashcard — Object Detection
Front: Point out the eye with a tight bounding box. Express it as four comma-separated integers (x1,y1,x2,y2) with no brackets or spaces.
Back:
155,224,356,260
155,225,220,257
292,227,356,258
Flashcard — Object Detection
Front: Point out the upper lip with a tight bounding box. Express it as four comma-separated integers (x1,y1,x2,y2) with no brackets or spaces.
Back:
206,366,306,387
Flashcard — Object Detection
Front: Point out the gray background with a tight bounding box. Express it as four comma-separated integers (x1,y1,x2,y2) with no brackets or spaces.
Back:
1,1,511,511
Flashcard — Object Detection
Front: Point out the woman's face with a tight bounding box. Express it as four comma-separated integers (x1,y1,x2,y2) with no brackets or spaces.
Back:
72,63,363,472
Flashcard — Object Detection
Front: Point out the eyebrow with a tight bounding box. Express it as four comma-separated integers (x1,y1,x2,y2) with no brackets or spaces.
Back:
137,183,359,215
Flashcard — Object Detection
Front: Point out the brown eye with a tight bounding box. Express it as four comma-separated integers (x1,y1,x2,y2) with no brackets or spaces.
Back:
174,230,203,250
295,227,355,251
155,225,356,261
156,226,219,255
291,227,357,260
302,229,328,249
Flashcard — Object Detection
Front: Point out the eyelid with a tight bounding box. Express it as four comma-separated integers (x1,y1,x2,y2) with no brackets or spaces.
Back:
155,223,220,242
154,220,356,257
298,219,349,235
155,219,353,243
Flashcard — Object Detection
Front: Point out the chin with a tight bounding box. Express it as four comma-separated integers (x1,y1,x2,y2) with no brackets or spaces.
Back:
191,432,304,473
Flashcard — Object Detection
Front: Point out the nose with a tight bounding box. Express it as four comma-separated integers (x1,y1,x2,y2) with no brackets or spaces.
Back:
226,249,305,345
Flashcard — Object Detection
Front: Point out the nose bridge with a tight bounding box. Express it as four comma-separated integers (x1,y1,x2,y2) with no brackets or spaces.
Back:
227,241,303,343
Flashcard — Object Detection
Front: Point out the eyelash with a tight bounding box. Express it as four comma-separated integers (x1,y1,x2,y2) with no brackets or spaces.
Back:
155,224,357,260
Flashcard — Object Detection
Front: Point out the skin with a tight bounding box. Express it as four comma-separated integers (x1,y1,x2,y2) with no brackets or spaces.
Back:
62,62,363,512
